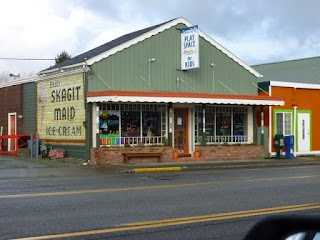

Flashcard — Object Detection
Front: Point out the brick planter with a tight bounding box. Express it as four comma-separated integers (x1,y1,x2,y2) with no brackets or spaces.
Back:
90,146,173,165
90,145,264,165
196,145,264,161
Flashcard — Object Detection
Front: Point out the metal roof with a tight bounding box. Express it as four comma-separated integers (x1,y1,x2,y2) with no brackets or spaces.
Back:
252,56,320,84
41,19,174,73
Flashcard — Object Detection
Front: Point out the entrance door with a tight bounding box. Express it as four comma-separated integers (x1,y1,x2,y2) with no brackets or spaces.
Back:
297,112,310,152
8,113,17,151
174,108,189,154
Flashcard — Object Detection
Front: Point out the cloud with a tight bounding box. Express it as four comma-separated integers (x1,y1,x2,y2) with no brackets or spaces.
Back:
1,0,319,76
0,0,89,75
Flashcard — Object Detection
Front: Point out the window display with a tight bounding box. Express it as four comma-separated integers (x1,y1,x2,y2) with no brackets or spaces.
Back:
195,105,248,143
99,103,166,146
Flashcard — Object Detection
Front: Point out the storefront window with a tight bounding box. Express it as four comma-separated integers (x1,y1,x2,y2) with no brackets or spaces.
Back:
121,111,140,137
205,112,215,136
233,112,246,142
99,103,166,146
216,112,231,136
142,111,161,137
195,105,248,143
99,110,120,145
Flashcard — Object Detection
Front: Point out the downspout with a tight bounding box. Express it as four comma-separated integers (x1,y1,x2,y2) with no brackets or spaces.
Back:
268,84,272,157
292,87,297,157
293,105,297,157
261,106,264,146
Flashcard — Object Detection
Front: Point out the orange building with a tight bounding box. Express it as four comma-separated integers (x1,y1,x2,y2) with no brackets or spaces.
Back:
254,57,320,157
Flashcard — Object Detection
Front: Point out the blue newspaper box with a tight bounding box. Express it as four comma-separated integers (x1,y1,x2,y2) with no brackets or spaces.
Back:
284,135,294,158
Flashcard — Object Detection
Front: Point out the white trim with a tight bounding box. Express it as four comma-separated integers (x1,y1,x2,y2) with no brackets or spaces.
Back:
39,67,84,80
8,112,17,151
92,103,98,148
87,95,284,106
40,63,85,75
247,107,254,143
42,18,261,78
293,105,297,157
268,85,272,157
0,76,39,88
198,28,261,78
270,81,320,89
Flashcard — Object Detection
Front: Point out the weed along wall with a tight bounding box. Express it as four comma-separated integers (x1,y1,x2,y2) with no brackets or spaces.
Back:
90,145,264,164
37,73,86,158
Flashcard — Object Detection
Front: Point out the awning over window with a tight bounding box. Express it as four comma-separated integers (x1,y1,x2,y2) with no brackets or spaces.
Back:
87,90,284,106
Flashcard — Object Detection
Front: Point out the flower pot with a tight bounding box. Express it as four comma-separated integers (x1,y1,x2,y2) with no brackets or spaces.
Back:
173,151,179,159
194,151,200,157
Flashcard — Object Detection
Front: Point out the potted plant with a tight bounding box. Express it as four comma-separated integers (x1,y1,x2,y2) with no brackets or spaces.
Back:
194,146,201,157
173,148,179,159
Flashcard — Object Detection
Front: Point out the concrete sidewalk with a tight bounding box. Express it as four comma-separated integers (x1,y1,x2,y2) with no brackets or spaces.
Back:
94,156,320,173
1,154,320,176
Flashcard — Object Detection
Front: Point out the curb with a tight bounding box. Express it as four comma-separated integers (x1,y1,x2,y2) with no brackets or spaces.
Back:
128,167,183,173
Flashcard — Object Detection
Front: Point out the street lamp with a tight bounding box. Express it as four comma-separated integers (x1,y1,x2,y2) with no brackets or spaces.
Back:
148,58,156,88
211,63,216,93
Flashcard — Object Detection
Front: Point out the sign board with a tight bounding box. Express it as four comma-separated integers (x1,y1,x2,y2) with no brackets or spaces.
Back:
181,25,199,70
37,73,85,143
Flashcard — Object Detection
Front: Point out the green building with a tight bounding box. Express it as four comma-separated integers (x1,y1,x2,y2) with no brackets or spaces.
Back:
38,17,283,162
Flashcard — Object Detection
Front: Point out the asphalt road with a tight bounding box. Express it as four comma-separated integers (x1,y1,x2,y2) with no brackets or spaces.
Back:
0,159,320,240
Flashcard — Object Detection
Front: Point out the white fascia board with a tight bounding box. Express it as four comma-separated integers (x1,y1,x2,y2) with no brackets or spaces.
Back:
38,67,84,81
86,17,262,78
39,62,85,75
198,32,262,78
0,76,39,88
86,18,191,65
87,96,284,106
270,81,320,90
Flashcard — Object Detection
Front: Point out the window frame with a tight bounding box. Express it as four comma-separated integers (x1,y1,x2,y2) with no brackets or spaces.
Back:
273,109,293,136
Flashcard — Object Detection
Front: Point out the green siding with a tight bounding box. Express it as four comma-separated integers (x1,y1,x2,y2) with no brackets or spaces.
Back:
88,23,258,95
23,82,36,134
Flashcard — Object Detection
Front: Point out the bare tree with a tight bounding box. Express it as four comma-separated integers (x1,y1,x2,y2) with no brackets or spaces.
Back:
0,71,10,83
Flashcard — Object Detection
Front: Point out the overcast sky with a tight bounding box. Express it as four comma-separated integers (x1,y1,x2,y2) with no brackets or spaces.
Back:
1,0,319,78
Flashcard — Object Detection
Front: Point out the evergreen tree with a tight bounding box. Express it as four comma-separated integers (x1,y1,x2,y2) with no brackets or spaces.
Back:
55,51,71,64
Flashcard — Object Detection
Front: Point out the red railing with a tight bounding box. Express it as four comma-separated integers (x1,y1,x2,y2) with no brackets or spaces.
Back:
0,134,35,155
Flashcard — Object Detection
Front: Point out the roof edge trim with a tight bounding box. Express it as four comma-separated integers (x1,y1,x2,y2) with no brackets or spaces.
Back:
270,81,320,89
44,17,261,78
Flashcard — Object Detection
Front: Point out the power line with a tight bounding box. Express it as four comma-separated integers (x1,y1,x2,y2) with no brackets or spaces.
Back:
0,57,54,61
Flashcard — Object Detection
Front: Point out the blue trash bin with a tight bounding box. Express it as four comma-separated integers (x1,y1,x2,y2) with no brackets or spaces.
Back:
284,135,294,158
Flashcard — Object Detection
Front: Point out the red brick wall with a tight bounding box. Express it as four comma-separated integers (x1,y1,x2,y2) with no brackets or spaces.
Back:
91,145,264,164
196,145,264,160
90,146,173,165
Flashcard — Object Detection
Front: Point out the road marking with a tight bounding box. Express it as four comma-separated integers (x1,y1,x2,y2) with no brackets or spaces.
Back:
1,174,320,199
118,202,320,226
132,167,183,173
184,165,320,175
13,202,320,240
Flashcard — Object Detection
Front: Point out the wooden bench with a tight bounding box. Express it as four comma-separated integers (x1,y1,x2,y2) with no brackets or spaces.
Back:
122,152,162,164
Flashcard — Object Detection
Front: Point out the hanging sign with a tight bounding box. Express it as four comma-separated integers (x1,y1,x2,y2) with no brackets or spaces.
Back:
181,25,199,70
